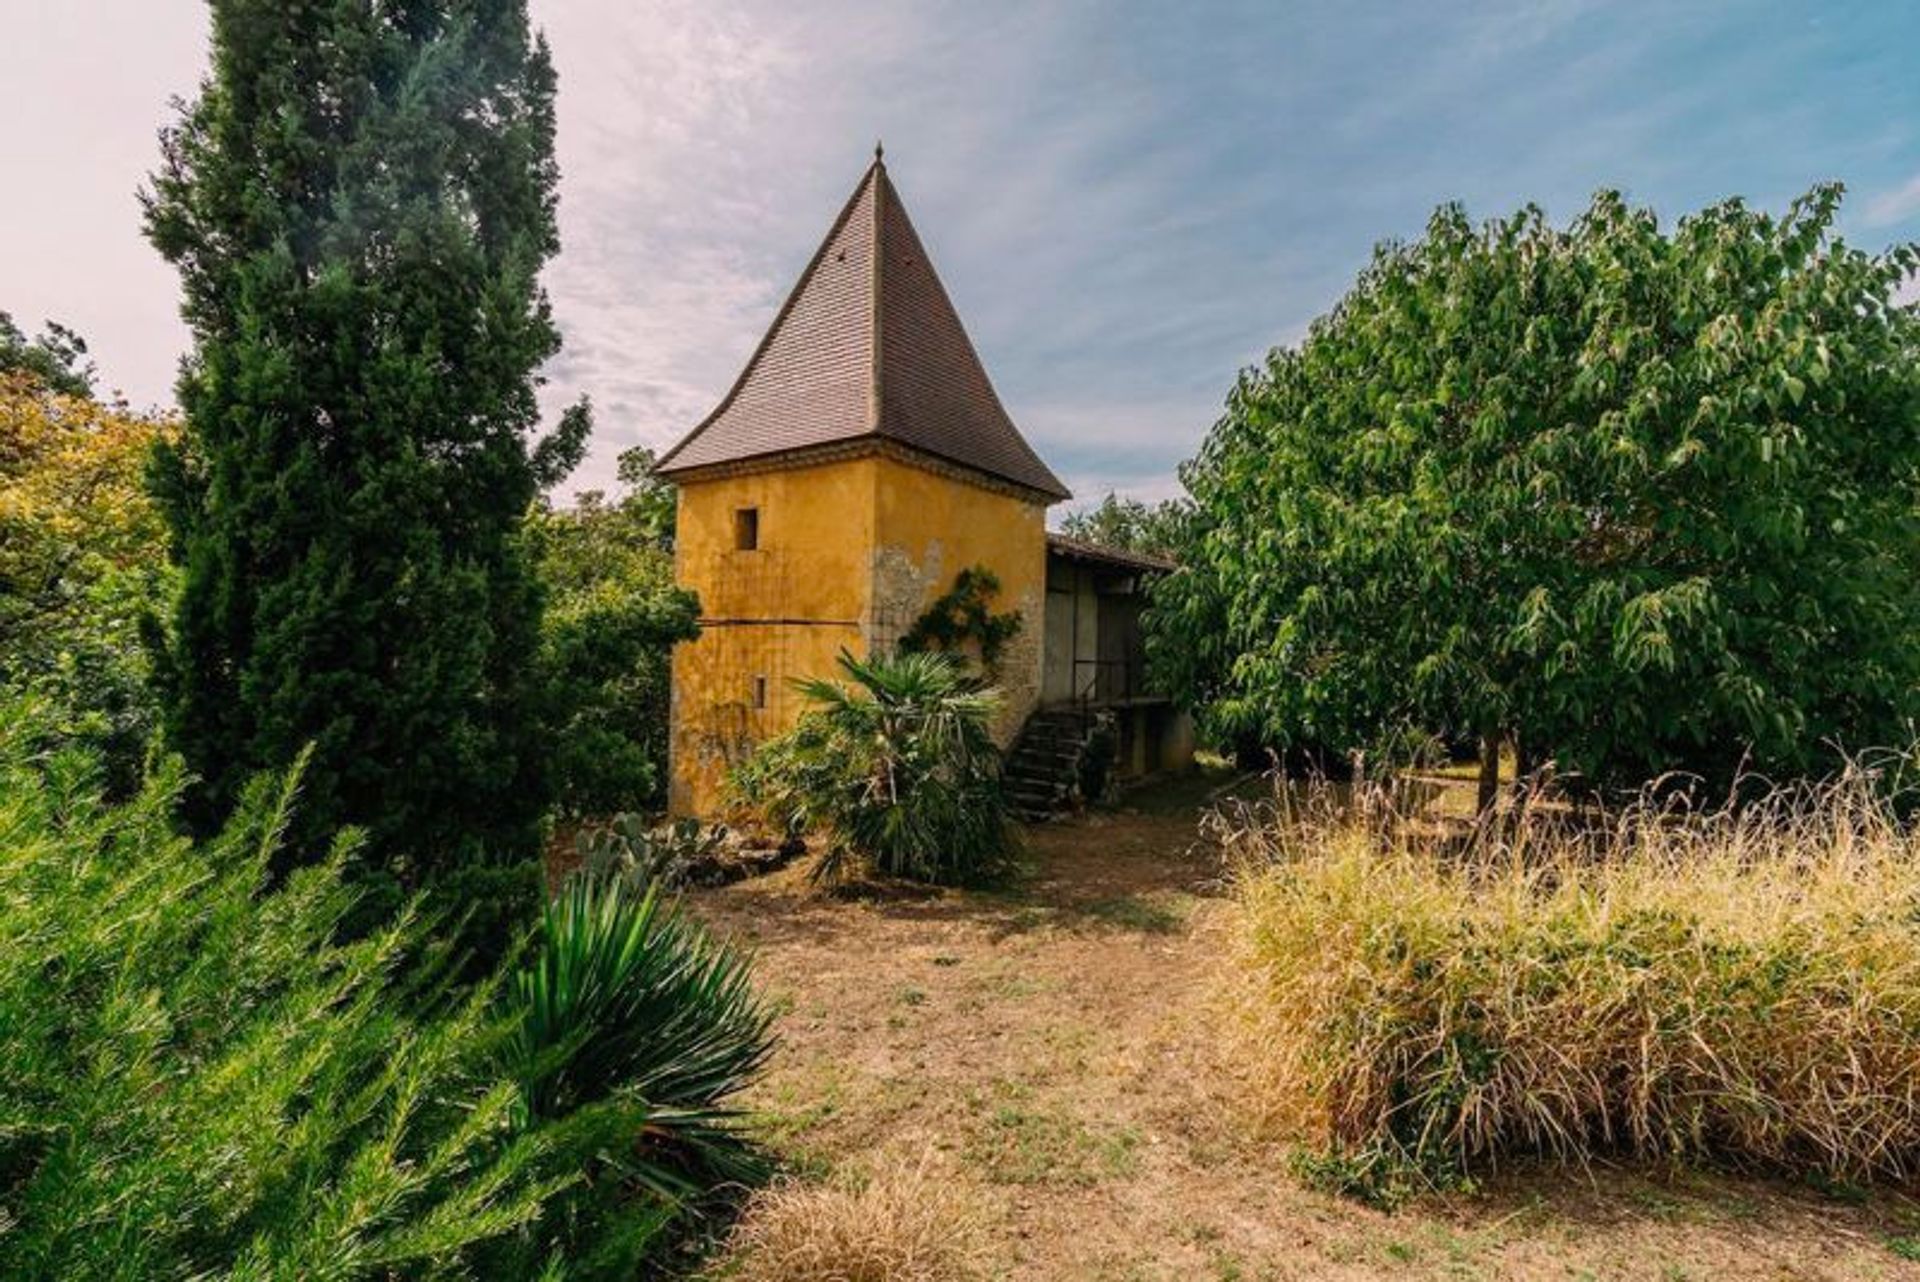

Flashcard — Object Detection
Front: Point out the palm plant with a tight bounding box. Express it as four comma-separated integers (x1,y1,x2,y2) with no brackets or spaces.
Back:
733,649,1018,884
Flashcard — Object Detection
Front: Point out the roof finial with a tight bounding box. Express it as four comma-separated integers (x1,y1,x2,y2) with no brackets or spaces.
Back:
874,138,885,165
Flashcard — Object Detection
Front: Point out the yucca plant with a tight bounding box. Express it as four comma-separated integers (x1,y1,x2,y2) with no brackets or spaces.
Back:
514,874,774,1196
732,649,1017,884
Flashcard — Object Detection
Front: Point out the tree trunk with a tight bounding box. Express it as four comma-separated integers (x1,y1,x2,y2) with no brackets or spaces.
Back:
1476,732,1501,817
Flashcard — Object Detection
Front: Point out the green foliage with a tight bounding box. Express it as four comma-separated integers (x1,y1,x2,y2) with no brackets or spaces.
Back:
0,311,93,397
417,856,545,977
897,565,1022,676
530,459,700,818
143,1,592,868
514,875,774,1197
0,699,726,1278
733,650,1017,885
1155,185,1920,789
611,444,680,550
576,814,730,890
0,374,176,794
1057,491,1191,560
1287,1142,1472,1211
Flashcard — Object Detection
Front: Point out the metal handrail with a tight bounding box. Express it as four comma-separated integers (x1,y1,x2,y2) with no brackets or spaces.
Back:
1071,657,1142,706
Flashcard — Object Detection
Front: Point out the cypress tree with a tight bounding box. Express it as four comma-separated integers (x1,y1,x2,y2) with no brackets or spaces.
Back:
143,0,588,872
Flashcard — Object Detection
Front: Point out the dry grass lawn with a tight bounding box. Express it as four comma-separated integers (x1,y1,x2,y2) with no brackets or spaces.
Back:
691,772,1920,1281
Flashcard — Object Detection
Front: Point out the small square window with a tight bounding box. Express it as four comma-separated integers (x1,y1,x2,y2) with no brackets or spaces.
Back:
751,675,768,709
734,507,759,551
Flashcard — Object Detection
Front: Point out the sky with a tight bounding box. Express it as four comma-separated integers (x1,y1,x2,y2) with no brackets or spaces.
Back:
3,1,1918,510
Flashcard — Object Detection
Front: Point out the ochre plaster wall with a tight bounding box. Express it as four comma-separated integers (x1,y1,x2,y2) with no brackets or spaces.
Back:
668,451,1052,817
668,456,879,816
868,454,1048,746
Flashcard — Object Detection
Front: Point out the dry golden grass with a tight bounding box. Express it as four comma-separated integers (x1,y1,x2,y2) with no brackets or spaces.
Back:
717,1159,987,1282
1213,767,1920,1197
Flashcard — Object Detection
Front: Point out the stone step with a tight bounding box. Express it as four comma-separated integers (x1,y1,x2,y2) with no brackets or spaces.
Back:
1001,707,1097,823
1015,729,1081,748
1005,762,1067,779
1008,751,1080,772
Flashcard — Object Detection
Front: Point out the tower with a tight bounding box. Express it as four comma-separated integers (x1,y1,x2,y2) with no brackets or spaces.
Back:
656,151,1070,816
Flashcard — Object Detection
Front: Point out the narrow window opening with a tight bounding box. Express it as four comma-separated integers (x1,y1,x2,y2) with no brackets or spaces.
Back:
734,506,760,551
751,675,768,709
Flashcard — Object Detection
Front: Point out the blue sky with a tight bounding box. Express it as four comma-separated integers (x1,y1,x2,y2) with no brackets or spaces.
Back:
3,1,1917,510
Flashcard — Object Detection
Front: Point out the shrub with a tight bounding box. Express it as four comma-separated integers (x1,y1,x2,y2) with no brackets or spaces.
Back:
1076,711,1119,806
576,814,731,890
1215,770,1920,1202
0,697,770,1277
720,1160,986,1282
732,650,1017,885
514,874,774,1196
420,856,546,976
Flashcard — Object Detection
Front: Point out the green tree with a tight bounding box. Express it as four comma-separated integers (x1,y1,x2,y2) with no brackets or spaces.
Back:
0,311,93,397
0,374,176,791
1153,186,1920,803
611,443,678,549
1056,490,1190,560
143,0,589,867
529,464,699,817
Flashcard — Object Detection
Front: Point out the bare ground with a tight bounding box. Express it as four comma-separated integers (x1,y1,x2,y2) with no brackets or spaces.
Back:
689,773,1920,1281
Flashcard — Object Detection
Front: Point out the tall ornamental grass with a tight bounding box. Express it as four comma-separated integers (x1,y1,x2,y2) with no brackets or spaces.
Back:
1215,771,1920,1202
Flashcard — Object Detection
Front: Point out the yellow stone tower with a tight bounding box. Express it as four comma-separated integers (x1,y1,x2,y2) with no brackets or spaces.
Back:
656,150,1071,816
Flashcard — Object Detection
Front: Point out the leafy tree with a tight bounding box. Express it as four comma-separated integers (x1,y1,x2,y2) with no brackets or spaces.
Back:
143,0,590,867
1056,490,1190,560
733,650,1016,885
0,312,93,397
1154,186,1920,803
529,470,700,817
0,374,176,790
0,698,771,1278
611,443,679,549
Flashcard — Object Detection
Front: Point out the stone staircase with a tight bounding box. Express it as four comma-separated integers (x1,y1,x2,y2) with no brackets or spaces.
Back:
1002,706,1090,823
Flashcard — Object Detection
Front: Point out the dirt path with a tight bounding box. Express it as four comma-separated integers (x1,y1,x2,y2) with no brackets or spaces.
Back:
690,775,1920,1280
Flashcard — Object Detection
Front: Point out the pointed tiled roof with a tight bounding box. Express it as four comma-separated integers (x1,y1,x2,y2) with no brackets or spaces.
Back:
656,153,1071,501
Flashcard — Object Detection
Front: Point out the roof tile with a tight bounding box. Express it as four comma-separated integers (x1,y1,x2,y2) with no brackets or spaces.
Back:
657,157,1070,501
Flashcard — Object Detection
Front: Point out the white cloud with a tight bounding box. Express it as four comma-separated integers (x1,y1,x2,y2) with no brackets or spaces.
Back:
8,0,1918,506
532,0,1207,496
1864,174,1920,229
